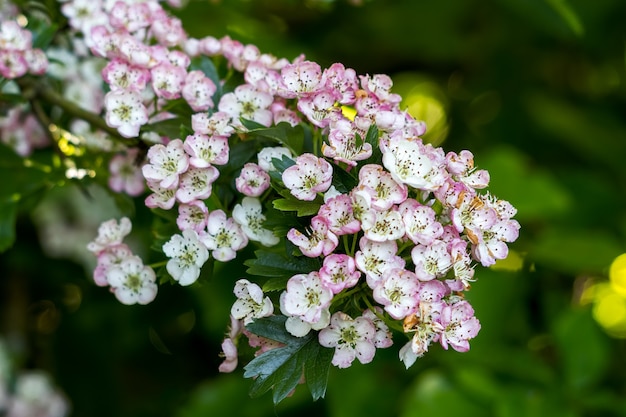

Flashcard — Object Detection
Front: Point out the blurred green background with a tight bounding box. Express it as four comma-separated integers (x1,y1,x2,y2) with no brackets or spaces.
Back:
2,0,626,415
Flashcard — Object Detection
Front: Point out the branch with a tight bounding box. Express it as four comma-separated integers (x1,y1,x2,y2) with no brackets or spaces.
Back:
16,76,140,146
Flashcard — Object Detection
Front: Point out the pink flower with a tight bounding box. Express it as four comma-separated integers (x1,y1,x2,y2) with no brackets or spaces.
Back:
177,201,209,233
279,60,323,98
182,70,217,111
373,268,421,320
87,217,132,255
282,153,333,201
151,63,187,100
235,163,270,197
108,149,146,197
355,237,405,288
354,164,408,211
317,194,361,236
287,216,338,258
102,58,150,92
175,166,220,203
318,254,361,294
142,139,189,189
439,300,481,352
183,133,229,167
218,84,273,127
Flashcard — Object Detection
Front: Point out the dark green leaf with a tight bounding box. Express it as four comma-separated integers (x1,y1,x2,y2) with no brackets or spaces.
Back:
218,139,258,176
28,19,58,49
0,201,17,252
304,339,333,401
246,122,305,155
330,163,358,194
244,249,320,279
244,316,330,404
273,198,321,216
145,117,187,139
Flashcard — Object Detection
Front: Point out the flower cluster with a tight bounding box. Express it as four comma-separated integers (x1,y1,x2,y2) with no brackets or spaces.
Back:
86,217,158,305
2,0,519,402
0,19,48,79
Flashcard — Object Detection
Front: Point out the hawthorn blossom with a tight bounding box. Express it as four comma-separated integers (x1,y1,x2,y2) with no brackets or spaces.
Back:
411,240,453,281
471,218,520,267
361,208,405,242
280,60,323,98
106,256,158,305
142,139,189,189
362,307,393,348
280,272,333,324
218,315,242,373
257,146,293,172
104,90,149,138
382,134,447,191
87,217,132,254
235,163,270,197
354,164,408,211
282,153,333,201
317,193,361,236
102,59,150,92
177,201,209,233
318,312,376,368
145,181,176,210
182,70,217,111
287,216,338,257
373,268,421,320
439,300,481,352
318,254,361,294
218,84,273,127
355,237,405,288
321,62,359,105
151,63,187,100
183,133,229,168
163,229,209,286
399,199,444,245
108,149,145,197
231,279,273,324
446,150,490,189
323,124,373,167
232,197,279,246
93,244,134,287
175,166,220,204
297,91,341,128
199,210,248,262
191,112,234,137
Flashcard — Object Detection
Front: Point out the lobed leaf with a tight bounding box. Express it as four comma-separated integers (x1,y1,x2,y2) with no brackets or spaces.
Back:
244,316,333,404
244,249,320,279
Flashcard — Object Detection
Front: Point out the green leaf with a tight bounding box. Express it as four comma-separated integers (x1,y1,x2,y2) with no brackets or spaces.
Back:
0,201,17,252
304,339,333,401
244,316,332,404
544,0,584,37
244,249,320,280
145,117,187,139
245,123,305,155
330,164,358,194
273,198,321,216
28,19,58,49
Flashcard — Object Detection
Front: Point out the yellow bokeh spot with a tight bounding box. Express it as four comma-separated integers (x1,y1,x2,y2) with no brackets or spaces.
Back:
609,253,626,297
340,105,357,121
591,282,626,338
491,250,524,272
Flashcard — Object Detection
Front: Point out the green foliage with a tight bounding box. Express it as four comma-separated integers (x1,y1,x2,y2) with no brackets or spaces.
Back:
243,315,333,404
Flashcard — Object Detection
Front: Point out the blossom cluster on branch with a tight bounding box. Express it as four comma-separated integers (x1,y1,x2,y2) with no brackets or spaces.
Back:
1,0,519,404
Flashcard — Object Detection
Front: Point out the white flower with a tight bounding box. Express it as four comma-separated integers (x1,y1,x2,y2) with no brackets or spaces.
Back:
279,272,333,324
87,217,132,254
163,229,209,286
199,210,248,262
104,90,148,138
106,256,158,305
232,197,279,246
231,279,274,324
372,268,420,320
318,312,377,368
